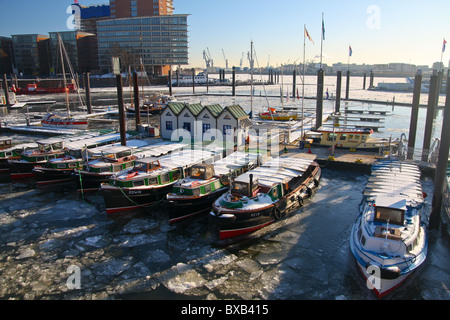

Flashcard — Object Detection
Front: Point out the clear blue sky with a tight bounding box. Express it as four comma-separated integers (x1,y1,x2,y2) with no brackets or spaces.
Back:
1,0,448,68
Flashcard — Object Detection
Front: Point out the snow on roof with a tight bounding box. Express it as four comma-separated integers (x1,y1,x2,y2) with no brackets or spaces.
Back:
235,157,314,186
364,160,424,205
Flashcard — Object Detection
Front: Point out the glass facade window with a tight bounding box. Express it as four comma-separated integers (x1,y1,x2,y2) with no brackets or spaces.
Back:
96,14,188,75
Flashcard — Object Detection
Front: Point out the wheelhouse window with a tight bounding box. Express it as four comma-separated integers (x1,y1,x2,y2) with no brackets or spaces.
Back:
374,207,404,226
133,180,145,187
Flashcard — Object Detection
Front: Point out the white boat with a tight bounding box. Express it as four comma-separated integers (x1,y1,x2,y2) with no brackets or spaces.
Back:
170,72,217,86
349,160,427,298
41,113,88,130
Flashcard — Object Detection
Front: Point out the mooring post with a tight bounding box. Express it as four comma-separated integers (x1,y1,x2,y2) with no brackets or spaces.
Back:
421,73,438,162
316,69,324,129
369,70,374,89
232,67,236,96
133,71,140,129
84,72,92,114
168,68,173,96
345,70,350,100
436,70,442,105
335,71,342,113
116,74,127,146
192,68,195,94
363,72,366,90
407,71,422,160
2,74,10,106
292,69,296,99
430,75,450,229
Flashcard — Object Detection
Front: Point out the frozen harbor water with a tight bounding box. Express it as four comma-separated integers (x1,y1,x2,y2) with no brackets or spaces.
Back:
0,75,449,300
0,168,448,300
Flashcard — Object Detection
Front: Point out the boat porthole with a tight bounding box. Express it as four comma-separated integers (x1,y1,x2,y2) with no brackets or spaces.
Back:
180,188,184,193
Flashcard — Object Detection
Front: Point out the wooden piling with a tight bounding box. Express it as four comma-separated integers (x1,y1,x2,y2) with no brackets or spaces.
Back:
292,69,296,99
316,69,324,129
421,73,438,162
84,72,92,114
168,69,173,96
232,67,236,96
407,72,422,160
430,75,450,229
3,74,10,106
133,72,141,129
335,71,342,113
345,70,350,100
369,70,374,89
363,72,366,90
192,68,195,94
116,74,127,146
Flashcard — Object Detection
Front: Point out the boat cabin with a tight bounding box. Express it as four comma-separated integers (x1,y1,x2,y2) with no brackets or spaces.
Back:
100,146,133,162
231,174,260,197
132,158,162,173
37,138,65,153
0,138,12,150
190,164,215,180
373,196,406,226
308,127,374,148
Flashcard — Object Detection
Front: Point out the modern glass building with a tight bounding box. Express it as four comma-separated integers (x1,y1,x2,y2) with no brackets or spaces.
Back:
96,14,188,75
11,34,50,76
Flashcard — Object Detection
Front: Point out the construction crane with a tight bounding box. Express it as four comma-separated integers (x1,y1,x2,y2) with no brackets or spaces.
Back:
239,52,244,69
222,49,228,69
266,54,271,69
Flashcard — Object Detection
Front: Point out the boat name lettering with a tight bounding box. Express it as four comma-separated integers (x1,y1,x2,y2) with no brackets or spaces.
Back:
129,190,142,195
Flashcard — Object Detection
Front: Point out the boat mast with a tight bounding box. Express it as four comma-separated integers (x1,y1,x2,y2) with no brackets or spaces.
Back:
59,34,70,117
250,40,254,119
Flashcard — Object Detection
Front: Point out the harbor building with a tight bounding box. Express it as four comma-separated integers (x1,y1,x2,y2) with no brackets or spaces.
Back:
96,14,188,75
11,34,51,76
0,37,14,75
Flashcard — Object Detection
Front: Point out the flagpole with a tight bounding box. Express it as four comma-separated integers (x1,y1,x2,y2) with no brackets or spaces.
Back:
320,12,324,69
302,25,306,141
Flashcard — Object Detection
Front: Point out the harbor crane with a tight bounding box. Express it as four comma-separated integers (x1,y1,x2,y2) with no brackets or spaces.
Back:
203,48,214,72
222,49,228,69
239,52,244,69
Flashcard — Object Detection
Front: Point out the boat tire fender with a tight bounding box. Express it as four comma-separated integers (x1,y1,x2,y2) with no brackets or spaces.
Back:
297,196,304,207
306,187,312,198
273,206,283,220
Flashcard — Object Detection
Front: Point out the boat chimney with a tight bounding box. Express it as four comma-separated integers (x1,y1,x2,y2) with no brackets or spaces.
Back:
249,174,253,197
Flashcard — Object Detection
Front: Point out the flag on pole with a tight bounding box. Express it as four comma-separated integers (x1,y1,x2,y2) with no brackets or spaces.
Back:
443,39,447,53
322,16,325,41
305,27,314,44
349,45,353,57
